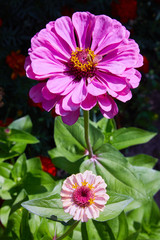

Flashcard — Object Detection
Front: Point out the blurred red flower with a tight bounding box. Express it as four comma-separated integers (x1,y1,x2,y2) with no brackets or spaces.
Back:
0,19,2,27
137,56,149,74
39,156,57,177
111,0,137,23
6,50,26,79
0,118,13,127
0,87,5,108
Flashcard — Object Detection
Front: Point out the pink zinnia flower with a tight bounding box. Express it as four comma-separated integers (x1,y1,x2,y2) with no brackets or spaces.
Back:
25,12,143,125
60,170,109,222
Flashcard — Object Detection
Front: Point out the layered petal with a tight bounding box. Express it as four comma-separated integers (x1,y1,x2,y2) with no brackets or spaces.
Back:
97,71,127,92
55,16,77,51
72,12,95,49
29,82,45,103
71,78,88,104
62,109,80,125
81,94,97,110
91,15,113,51
30,47,68,77
98,94,118,119
47,74,75,94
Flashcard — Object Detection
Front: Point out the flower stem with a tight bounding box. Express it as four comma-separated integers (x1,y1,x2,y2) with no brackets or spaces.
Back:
56,221,79,240
83,110,93,158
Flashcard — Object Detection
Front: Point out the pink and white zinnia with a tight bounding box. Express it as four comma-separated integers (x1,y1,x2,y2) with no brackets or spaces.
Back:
25,11,143,125
60,171,109,222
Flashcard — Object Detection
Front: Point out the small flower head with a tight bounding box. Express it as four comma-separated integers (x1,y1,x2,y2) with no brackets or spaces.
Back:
61,170,109,222
4,128,11,134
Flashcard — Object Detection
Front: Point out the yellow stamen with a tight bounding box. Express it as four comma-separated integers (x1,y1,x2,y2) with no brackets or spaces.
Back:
88,184,94,189
88,198,95,205
82,180,88,186
72,183,78,189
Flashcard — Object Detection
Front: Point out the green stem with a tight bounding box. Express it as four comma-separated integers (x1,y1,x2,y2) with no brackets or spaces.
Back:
83,110,93,158
56,221,79,240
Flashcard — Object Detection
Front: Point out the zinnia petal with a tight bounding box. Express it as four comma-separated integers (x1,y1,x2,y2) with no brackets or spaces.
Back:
55,16,77,51
30,47,68,76
62,109,80,125
72,12,95,49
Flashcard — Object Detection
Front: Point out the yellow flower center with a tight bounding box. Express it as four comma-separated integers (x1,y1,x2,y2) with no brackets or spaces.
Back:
70,47,97,74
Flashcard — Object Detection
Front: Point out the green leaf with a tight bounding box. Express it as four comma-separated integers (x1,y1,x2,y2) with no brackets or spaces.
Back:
0,162,13,178
50,156,84,174
97,118,116,144
126,199,160,240
2,208,22,239
22,170,55,199
7,129,39,144
96,191,133,222
81,222,89,240
54,117,86,151
84,219,115,240
81,143,147,203
10,142,27,154
11,154,27,182
85,220,101,240
54,117,104,161
92,220,116,240
20,209,33,240
108,127,157,150
0,128,8,143
49,146,85,163
35,217,56,240
117,211,128,240
71,222,82,240
0,203,11,227
149,200,160,224
0,176,15,199
89,121,104,151
11,189,28,215
0,149,19,162
125,232,139,240
9,115,33,133
126,154,158,168
21,193,72,224
26,157,42,172
97,118,116,133
133,166,160,197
